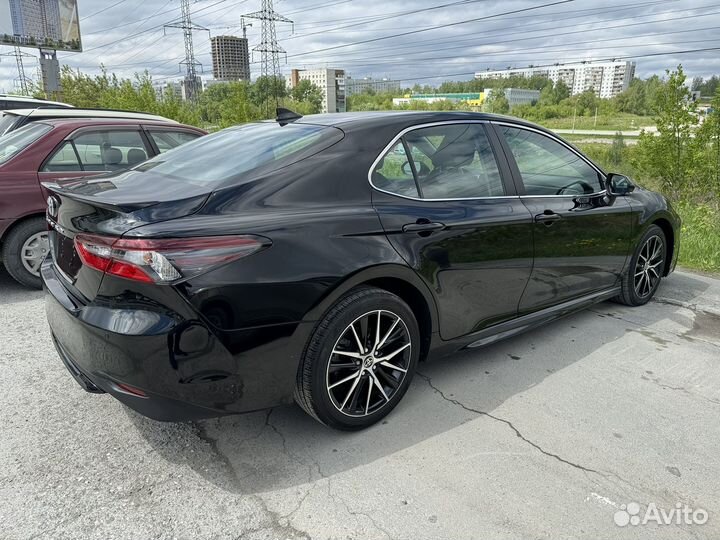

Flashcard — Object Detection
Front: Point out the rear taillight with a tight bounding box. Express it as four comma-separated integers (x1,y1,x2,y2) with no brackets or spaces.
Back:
74,234,268,284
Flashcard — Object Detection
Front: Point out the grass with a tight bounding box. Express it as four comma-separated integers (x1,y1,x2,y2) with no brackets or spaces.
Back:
540,113,655,132
674,201,720,273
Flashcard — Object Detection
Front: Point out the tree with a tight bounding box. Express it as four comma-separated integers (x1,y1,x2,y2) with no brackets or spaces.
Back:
609,132,626,167
199,81,258,127
635,65,698,198
575,89,598,116
290,80,323,113
249,76,288,116
695,86,720,196
539,80,570,105
691,75,720,97
483,89,510,114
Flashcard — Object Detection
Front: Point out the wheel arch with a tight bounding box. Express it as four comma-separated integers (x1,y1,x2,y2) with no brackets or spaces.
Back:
0,212,45,249
301,264,439,362
650,217,675,276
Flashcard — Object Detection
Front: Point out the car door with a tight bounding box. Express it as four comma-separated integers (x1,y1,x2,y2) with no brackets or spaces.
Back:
493,123,634,315
371,121,534,341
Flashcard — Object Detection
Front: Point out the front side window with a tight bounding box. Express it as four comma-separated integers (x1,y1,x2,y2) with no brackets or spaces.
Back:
371,123,504,200
501,126,603,195
0,122,52,165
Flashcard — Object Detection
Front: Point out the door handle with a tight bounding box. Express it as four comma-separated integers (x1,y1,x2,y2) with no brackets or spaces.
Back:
534,211,562,224
402,221,446,234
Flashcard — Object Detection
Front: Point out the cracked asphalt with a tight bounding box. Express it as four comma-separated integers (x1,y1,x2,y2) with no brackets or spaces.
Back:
1,267,719,540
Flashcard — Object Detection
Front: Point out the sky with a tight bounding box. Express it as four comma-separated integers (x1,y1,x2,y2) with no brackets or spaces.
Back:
1,0,719,93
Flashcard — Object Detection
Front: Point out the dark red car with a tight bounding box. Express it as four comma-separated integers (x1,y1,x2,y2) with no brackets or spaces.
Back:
0,118,206,288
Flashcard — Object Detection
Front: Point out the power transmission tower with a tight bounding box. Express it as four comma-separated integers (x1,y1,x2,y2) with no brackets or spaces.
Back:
243,0,293,116
165,0,207,102
0,47,34,95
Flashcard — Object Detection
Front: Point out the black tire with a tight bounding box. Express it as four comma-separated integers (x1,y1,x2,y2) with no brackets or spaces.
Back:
295,287,420,430
1,217,47,289
615,224,666,306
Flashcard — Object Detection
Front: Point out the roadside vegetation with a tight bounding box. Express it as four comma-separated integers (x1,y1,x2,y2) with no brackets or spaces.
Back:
31,65,720,273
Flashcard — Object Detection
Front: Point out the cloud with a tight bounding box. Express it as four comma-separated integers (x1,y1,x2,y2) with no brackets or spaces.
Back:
1,0,719,94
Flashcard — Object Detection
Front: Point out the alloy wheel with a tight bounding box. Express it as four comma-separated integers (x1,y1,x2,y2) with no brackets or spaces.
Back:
634,235,664,298
20,232,49,277
326,309,412,417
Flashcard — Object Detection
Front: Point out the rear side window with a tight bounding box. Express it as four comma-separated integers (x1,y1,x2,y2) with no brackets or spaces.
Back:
134,122,343,186
43,129,150,172
148,130,201,153
372,141,419,198
0,122,52,165
372,123,505,199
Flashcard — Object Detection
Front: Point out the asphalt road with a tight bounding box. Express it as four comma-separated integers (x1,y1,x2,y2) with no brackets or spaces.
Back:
1,268,719,540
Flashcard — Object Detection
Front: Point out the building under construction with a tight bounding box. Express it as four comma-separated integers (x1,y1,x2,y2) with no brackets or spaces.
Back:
211,36,251,81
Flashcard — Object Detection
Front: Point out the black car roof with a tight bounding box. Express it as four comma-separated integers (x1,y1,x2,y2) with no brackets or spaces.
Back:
293,110,551,135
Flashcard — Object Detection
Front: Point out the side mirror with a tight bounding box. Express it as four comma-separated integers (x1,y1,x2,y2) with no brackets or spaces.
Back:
607,173,635,195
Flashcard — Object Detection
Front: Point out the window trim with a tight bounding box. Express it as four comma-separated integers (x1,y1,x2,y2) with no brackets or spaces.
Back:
367,120,518,202
491,121,608,198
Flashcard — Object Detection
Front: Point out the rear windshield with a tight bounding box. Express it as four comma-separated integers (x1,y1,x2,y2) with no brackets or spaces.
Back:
0,122,52,165
0,113,21,137
134,122,343,186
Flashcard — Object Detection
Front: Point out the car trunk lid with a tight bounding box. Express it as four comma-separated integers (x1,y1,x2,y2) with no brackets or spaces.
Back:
43,169,211,298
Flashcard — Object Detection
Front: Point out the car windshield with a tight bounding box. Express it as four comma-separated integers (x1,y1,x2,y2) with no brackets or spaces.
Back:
0,122,52,165
133,122,343,186
0,113,21,137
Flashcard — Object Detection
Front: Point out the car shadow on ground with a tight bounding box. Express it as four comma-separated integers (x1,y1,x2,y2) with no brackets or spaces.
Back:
125,271,714,496
0,267,44,305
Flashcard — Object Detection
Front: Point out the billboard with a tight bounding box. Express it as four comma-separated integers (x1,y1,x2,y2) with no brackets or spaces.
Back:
0,0,81,52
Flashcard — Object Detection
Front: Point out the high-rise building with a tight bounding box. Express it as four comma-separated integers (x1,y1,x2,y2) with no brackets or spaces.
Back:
211,36,250,81
9,0,62,41
474,61,636,99
289,68,346,113
345,75,401,96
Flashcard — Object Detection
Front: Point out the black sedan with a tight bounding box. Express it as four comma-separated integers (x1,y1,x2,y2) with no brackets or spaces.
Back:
41,111,680,430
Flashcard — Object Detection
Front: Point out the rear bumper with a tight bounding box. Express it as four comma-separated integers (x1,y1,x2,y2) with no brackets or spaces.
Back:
41,259,310,421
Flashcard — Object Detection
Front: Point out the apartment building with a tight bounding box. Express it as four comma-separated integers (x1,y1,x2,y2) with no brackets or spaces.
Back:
474,61,636,98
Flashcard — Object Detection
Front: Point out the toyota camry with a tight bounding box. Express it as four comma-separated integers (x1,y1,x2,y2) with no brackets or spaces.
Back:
42,110,680,430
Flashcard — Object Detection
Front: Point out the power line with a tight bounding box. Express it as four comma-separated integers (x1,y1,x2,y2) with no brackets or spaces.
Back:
398,47,720,84
282,4,720,63
308,11,720,66
284,0,575,59
281,0,540,42
80,0,132,21
317,38,720,70
109,0,674,69
291,0,678,60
